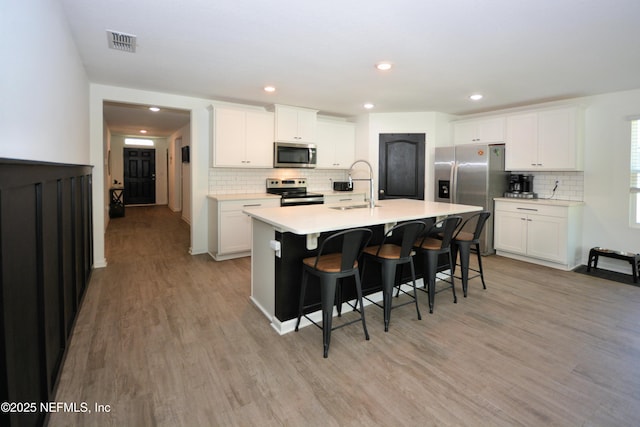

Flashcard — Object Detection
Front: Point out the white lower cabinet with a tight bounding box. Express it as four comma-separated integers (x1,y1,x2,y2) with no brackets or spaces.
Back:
208,197,280,260
494,199,583,270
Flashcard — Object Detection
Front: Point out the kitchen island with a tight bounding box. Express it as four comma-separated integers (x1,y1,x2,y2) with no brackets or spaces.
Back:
243,199,482,334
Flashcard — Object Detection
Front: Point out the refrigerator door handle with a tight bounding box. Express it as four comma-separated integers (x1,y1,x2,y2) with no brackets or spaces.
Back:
451,161,458,204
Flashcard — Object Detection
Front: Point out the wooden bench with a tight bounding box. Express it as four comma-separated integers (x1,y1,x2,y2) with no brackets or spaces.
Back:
587,247,640,283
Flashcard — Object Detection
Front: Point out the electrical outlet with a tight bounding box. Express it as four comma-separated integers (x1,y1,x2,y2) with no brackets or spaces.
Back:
555,178,561,186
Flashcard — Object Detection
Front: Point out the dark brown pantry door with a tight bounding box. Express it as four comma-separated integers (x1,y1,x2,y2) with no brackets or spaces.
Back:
124,148,156,205
378,133,425,200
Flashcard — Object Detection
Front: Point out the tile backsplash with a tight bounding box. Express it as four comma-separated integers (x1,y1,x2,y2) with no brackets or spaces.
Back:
209,168,584,201
208,168,349,194
510,171,584,201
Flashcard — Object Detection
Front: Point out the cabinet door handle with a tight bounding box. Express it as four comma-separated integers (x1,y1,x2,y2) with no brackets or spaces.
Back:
243,204,262,207
517,207,538,211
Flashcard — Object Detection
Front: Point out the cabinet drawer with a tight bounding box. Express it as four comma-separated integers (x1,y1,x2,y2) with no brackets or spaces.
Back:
324,193,365,204
220,199,279,212
495,201,567,218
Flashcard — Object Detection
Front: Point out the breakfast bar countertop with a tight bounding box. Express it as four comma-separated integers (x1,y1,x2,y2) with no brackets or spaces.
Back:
243,198,483,235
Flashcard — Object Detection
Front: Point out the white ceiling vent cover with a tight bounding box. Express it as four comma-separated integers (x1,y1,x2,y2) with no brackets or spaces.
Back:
106,30,136,53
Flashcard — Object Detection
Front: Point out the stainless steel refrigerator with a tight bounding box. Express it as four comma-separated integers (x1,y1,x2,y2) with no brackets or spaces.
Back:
434,143,507,255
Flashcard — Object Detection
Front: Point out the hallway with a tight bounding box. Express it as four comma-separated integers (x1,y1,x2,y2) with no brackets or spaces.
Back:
49,206,640,426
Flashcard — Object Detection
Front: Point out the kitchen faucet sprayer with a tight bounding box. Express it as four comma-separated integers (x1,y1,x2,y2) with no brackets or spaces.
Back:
348,160,375,209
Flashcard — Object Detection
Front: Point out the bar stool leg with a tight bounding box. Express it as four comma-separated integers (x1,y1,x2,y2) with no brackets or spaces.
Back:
409,258,421,320
381,262,395,332
475,242,486,289
426,252,437,314
458,242,470,298
448,251,457,304
354,273,370,341
319,276,337,358
295,270,308,332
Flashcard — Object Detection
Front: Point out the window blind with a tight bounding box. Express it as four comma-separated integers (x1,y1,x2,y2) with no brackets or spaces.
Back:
632,120,640,192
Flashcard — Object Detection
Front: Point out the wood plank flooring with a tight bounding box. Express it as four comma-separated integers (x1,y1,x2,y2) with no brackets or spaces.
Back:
49,206,640,426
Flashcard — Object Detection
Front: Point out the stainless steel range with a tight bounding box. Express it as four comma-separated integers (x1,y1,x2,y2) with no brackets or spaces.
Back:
266,178,324,206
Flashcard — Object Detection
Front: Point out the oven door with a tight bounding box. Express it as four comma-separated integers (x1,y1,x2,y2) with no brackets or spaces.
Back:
274,142,317,168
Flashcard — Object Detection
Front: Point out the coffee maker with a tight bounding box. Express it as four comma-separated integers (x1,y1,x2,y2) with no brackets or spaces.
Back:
508,174,523,193
505,174,537,198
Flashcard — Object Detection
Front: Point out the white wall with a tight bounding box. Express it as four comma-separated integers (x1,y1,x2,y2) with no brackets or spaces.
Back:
581,89,640,270
7,0,637,274
360,112,452,202
104,121,112,230
90,85,210,263
168,134,183,212
180,125,192,224
0,0,89,164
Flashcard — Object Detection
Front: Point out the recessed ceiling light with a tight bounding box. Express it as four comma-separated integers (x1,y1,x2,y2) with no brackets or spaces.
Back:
363,103,375,109
375,62,393,71
139,129,147,134
469,94,483,101
264,86,276,93
149,106,160,112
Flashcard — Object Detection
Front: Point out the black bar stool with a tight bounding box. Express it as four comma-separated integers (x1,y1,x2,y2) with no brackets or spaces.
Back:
451,211,491,297
295,228,373,358
361,220,426,332
414,216,462,313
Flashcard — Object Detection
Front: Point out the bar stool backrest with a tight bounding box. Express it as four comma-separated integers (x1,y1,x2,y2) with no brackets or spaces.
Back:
378,220,426,258
455,211,491,242
422,216,462,249
312,228,373,272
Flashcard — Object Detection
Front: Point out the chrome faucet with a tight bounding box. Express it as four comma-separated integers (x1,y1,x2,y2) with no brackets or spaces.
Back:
349,159,376,209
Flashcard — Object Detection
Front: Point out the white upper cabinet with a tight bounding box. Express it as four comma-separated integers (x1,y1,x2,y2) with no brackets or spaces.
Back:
212,106,274,168
273,104,318,143
505,106,583,171
453,116,505,145
315,120,356,169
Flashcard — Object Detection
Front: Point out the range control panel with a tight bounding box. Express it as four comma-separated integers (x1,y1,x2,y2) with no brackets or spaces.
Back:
266,178,307,190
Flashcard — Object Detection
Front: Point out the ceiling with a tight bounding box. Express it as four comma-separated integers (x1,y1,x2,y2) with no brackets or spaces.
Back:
103,102,190,137
62,0,640,137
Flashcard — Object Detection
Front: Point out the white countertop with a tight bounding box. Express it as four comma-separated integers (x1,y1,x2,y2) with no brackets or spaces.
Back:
243,199,482,235
494,197,584,207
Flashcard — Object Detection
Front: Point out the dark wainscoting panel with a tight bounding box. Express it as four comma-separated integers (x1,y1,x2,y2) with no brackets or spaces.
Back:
0,159,93,427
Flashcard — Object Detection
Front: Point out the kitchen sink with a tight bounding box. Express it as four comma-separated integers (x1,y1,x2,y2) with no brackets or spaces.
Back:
329,204,381,210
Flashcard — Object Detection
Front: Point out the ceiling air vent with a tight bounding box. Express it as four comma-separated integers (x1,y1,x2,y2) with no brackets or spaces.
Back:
106,30,136,53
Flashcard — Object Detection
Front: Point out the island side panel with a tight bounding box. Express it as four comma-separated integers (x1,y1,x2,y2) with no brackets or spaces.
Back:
275,231,316,322
250,218,277,319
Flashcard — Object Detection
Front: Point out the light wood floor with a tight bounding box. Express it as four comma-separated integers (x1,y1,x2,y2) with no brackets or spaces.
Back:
49,206,640,426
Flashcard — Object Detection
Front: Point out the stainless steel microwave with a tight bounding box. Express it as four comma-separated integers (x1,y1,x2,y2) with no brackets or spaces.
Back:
274,142,317,168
